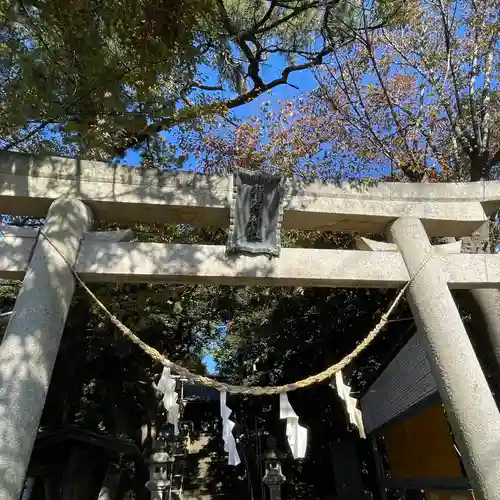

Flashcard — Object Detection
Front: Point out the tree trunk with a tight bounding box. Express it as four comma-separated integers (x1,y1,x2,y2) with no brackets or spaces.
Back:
60,447,94,500
44,478,54,500
97,465,121,500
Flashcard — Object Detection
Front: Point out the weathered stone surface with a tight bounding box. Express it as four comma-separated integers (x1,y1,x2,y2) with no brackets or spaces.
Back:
2,239,500,288
389,217,500,500
356,237,463,253
0,198,93,500
0,240,411,286
0,151,497,235
76,243,411,287
0,224,133,242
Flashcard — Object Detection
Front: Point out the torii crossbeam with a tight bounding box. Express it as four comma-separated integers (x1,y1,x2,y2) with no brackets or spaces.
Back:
1,151,500,500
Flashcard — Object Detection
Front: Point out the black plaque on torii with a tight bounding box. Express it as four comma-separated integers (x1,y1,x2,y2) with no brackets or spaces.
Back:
226,168,291,257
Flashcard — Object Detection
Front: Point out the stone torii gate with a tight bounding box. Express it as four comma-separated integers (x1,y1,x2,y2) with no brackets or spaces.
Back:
1,152,500,500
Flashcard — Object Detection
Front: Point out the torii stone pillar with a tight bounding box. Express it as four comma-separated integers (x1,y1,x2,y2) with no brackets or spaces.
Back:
0,197,92,500
388,217,500,500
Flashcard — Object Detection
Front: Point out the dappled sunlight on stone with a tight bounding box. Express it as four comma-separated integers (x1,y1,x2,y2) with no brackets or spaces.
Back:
1,152,500,499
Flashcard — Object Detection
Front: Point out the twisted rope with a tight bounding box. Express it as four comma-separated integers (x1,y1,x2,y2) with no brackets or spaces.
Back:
39,229,429,395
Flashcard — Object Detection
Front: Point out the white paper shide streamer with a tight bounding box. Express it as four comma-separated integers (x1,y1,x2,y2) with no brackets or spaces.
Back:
334,371,366,439
156,367,180,435
220,391,241,466
279,393,307,459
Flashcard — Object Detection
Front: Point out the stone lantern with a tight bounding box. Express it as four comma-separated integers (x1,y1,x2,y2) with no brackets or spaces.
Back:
262,435,286,500
145,437,173,500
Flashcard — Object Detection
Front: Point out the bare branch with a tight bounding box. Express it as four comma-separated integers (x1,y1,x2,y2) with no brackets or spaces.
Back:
468,0,482,150
2,122,51,151
253,1,320,35
380,29,474,155
251,0,278,32
360,7,420,169
318,54,400,169
480,35,497,152
437,0,467,130
192,82,224,91
116,50,332,155
224,50,331,108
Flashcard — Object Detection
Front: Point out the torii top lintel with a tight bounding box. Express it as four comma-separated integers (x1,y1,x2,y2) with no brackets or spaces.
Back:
0,151,498,237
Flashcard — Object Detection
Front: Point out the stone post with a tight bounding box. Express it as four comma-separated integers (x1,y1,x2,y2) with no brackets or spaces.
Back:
0,198,93,500
388,217,500,500
146,437,172,500
262,436,286,500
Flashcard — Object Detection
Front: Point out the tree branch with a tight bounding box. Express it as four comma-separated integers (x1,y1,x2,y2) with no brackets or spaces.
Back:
192,82,224,91
480,35,497,152
380,29,474,156
468,0,482,150
252,0,278,32
224,51,331,108
437,0,467,136
116,52,332,155
215,0,264,88
2,121,51,151
318,55,400,169
253,1,320,35
360,8,420,170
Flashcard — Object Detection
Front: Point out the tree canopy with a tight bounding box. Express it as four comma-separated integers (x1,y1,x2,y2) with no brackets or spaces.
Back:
193,0,499,183
310,0,500,182
0,0,396,163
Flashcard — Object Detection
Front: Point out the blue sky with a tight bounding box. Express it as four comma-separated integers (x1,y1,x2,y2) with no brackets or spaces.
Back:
202,354,218,374
122,57,318,167
202,324,230,374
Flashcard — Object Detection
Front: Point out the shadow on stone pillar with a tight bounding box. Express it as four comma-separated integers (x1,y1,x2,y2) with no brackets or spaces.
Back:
0,198,93,500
